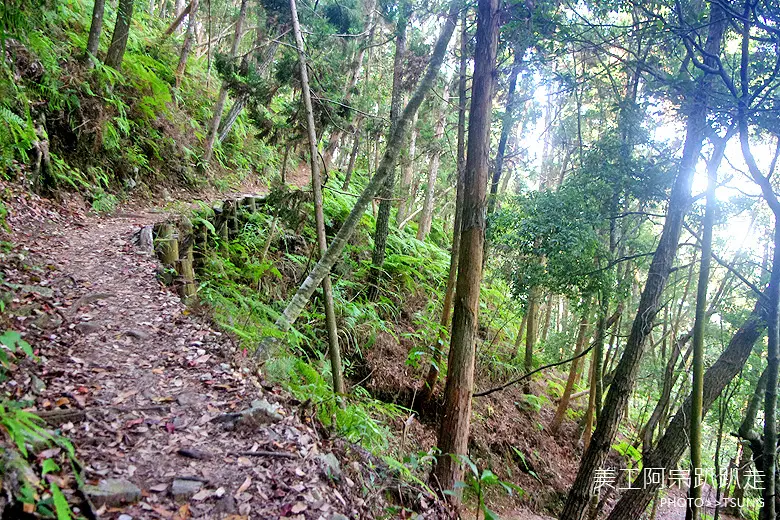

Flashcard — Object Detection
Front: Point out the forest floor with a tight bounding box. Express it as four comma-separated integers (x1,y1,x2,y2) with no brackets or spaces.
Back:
0,182,746,520
0,185,444,520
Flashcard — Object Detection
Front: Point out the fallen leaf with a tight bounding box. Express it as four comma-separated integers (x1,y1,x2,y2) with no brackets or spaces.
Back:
151,505,173,518
125,417,144,428
149,483,169,493
291,502,307,514
235,476,251,496
173,503,190,520
192,489,212,501
112,389,138,405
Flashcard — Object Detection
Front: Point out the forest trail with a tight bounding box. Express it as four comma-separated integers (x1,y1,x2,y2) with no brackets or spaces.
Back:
4,192,388,520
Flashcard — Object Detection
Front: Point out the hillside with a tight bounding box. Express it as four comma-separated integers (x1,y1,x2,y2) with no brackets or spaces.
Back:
2,0,779,519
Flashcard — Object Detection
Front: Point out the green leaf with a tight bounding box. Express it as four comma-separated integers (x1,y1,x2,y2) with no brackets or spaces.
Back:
50,482,71,520
194,217,216,235
41,458,60,475
480,469,499,485
0,330,33,357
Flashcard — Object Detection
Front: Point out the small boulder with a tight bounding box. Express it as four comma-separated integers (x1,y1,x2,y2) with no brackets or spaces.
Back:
171,479,203,503
233,399,283,429
83,478,141,507
316,453,342,481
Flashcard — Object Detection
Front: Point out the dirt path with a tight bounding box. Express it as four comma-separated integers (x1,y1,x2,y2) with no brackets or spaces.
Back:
3,193,393,519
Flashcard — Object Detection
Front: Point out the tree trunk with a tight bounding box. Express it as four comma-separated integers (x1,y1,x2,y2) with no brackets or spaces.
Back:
85,0,107,63
342,124,361,190
432,0,498,499
605,292,772,520
104,0,135,69
732,368,769,516
421,13,469,403
417,89,448,241
541,294,554,343
550,312,589,435
366,9,408,301
202,0,249,164
687,120,718,520
255,0,460,344
762,236,780,520
176,0,199,87
160,1,192,40
217,36,281,143
583,300,617,449
486,51,522,216
397,113,420,224
558,7,726,518
289,0,345,394
525,287,539,373
642,253,699,453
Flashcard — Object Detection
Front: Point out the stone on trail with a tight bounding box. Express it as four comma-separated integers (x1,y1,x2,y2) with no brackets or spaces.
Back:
316,453,342,481
214,398,284,429
83,478,141,507
171,478,203,502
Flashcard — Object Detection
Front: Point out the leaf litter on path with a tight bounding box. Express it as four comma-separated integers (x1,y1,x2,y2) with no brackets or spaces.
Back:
0,188,434,519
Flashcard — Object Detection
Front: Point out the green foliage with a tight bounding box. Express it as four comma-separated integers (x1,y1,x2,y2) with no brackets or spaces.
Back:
490,183,609,301
451,454,524,520
0,330,34,376
266,355,403,451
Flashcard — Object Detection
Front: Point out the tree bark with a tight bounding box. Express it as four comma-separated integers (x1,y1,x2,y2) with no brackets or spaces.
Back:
558,6,727,518
525,286,539,373
487,50,522,216
254,0,460,345
550,311,589,435
432,0,498,499
160,1,192,41
289,0,345,394
606,293,772,520
421,13,469,403
367,8,408,300
202,0,249,165
417,89,448,241
105,0,135,69
687,122,719,520
397,112,420,224
342,123,361,190
176,0,199,87
541,294,554,343
85,0,107,63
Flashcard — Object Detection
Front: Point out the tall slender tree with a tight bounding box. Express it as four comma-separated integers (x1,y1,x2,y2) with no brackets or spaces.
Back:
417,88,448,241
85,0,107,63
105,0,136,69
202,0,249,165
288,0,346,394
366,4,409,300
175,0,199,87
686,124,718,520
421,12,469,403
432,0,499,498
558,4,727,518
